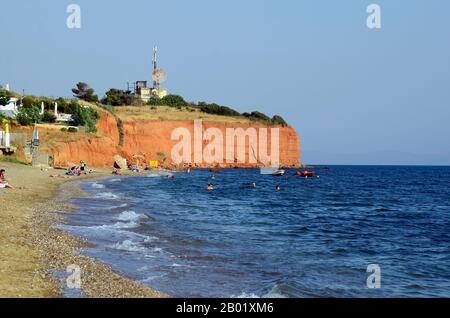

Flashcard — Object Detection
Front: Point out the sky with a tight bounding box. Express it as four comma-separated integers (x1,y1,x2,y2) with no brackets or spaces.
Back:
1,0,449,165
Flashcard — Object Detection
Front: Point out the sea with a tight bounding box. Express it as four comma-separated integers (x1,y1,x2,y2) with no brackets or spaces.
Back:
57,166,450,297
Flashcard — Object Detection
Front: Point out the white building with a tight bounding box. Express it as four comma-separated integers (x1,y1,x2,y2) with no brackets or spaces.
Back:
0,97,19,117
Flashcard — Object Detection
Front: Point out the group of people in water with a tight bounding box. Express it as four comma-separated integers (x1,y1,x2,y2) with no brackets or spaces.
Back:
205,174,283,192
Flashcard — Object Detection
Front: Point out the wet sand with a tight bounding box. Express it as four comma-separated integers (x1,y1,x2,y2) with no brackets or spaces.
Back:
0,162,166,298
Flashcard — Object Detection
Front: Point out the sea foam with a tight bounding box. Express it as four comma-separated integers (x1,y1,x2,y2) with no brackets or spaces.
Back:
94,192,120,200
110,240,146,252
116,211,148,222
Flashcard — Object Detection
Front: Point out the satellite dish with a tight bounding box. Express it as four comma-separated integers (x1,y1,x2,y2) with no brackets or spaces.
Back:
152,68,167,84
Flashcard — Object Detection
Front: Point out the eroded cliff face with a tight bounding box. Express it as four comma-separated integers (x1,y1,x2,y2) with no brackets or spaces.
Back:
52,110,301,168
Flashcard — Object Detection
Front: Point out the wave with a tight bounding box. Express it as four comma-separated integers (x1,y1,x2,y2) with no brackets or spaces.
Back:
102,203,128,210
116,211,149,222
88,221,139,231
94,192,120,200
232,284,288,298
147,172,174,178
110,239,146,252
91,183,105,189
144,236,159,243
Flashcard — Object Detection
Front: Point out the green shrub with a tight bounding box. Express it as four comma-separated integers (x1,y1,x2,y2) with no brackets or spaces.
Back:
41,111,57,123
0,90,8,106
70,105,100,133
102,88,141,106
147,96,164,106
16,106,41,125
147,94,188,107
60,127,68,132
0,112,7,125
162,95,187,107
198,102,241,116
68,127,78,133
117,117,124,146
271,115,288,126
242,111,271,122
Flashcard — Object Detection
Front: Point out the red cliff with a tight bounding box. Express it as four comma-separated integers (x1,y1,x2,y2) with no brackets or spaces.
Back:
52,110,301,168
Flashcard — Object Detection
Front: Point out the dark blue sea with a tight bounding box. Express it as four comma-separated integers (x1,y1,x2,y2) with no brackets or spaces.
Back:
59,166,450,297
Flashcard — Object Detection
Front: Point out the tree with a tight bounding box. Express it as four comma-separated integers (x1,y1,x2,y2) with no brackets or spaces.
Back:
102,88,141,106
16,106,42,125
71,105,100,133
72,82,99,102
0,90,9,106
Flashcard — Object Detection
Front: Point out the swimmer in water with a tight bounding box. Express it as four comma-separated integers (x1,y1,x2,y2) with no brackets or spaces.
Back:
276,185,281,191
251,182,256,188
207,183,214,191
211,175,216,180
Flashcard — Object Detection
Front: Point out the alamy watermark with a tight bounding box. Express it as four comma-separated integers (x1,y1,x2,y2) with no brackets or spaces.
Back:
66,4,81,29
171,120,280,168
366,264,381,289
367,4,382,29
66,264,81,289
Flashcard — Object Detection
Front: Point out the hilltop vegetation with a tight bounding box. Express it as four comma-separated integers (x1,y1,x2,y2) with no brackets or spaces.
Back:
81,83,288,126
1,82,289,134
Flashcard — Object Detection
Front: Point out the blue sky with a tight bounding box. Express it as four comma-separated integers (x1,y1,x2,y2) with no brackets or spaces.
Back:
1,0,449,164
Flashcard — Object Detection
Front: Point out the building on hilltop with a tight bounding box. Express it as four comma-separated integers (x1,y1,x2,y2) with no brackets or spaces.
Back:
129,46,168,102
0,97,19,118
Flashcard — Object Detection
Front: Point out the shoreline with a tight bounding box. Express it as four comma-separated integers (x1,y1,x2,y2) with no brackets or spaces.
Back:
0,162,166,298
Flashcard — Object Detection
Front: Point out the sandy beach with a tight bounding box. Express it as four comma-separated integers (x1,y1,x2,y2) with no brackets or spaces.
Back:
0,162,166,298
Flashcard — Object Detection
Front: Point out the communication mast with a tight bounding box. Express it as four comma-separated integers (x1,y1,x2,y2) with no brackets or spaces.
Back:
152,46,158,89
151,46,167,92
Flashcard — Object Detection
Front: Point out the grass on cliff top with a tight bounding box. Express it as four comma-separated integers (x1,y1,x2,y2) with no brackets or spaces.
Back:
114,105,259,124
12,124,103,155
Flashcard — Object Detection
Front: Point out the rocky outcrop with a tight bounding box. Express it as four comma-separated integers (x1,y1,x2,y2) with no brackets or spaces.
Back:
52,110,301,168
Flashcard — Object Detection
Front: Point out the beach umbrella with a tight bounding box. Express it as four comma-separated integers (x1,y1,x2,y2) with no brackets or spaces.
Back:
114,155,127,170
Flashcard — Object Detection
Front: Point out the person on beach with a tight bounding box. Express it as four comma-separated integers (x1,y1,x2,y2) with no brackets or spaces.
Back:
129,164,140,172
80,161,86,174
0,169,15,189
66,166,80,176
